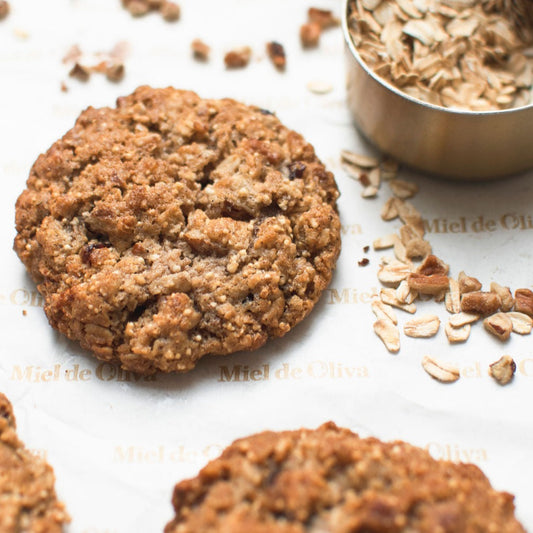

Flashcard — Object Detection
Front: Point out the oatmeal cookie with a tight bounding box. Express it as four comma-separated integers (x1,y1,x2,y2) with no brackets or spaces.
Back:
14,86,340,375
165,422,524,533
0,394,69,531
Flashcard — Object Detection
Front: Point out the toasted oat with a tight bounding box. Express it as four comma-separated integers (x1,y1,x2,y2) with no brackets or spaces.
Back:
389,179,419,199
400,224,431,259
361,185,379,198
396,280,418,304
341,150,379,168
514,288,533,317
373,319,400,353
373,234,396,250
489,355,516,385
381,158,399,179
392,234,408,262
408,273,449,295
266,41,286,70
381,197,399,221
380,288,416,313
422,356,460,383
483,313,513,341
378,258,412,286
445,321,471,343
300,22,321,48
490,282,514,312
445,278,461,314
191,39,211,61
308,7,340,29
449,312,480,327
0,1,9,20
404,314,440,338
395,200,425,235
306,80,333,94
507,311,533,334
367,167,381,188
458,271,482,294
461,291,501,315
371,299,398,325
224,47,252,69
418,255,449,276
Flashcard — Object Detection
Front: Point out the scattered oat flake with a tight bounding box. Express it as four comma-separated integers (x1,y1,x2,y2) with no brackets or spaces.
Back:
445,278,461,314
389,179,419,199
373,234,396,250
396,280,417,304
507,311,533,335
445,321,471,343
361,185,379,198
306,80,333,94
371,299,398,325
378,258,412,286
422,356,460,383
14,28,30,39
373,319,400,353
404,314,440,338
341,150,379,168
381,198,399,221
449,312,480,327
380,288,416,313
489,355,516,385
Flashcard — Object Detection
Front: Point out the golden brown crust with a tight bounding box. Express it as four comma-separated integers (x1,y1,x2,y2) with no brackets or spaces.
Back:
14,86,341,375
165,422,524,533
0,394,69,532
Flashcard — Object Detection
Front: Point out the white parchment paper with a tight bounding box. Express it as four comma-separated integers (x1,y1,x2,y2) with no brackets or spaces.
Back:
1,1,533,531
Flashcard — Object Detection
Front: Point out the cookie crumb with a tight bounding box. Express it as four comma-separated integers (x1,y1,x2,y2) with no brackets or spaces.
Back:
358,258,370,267
266,41,286,70
60,81,69,93
224,47,252,69
22,309,27,316
0,1,10,20
363,245,370,253
105,62,125,82
300,22,321,48
69,63,90,82
308,7,339,29
161,1,180,21
191,39,210,61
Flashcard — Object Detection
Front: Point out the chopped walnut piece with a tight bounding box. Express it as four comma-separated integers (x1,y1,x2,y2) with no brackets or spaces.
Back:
300,22,321,48
489,355,516,385
490,282,514,312
445,279,461,314
461,291,501,315
191,39,210,61
422,356,460,383
105,62,125,82
514,288,533,317
445,322,471,343
371,299,398,325
373,319,400,353
507,311,533,335
0,1,9,20
404,314,440,338
69,63,90,82
224,47,252,69
417,255,449,276
458,271,482,294
483,313,513,341
408,273,449,295
161,1,180,21
266,41,286,70
308,7,339,29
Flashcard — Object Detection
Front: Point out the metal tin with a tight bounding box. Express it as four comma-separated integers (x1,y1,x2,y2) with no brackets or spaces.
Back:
342,0,533,180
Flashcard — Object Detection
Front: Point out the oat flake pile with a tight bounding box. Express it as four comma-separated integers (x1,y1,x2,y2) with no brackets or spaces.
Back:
348,0,533,110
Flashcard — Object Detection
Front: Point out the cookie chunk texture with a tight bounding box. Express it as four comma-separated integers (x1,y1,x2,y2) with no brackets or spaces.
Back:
165,422,524,533
14,86,341,374
0,394,69,532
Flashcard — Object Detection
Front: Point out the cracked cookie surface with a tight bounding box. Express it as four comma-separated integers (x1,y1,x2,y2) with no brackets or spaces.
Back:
165,422,524,533
0,394,69,532
14,86,340,374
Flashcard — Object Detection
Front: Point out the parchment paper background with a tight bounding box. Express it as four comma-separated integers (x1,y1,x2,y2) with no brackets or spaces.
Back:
1,1,532,531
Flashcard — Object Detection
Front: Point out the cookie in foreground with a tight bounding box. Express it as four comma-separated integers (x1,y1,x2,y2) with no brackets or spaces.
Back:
0,393,69,532
14,86,341,375
165,422,524,532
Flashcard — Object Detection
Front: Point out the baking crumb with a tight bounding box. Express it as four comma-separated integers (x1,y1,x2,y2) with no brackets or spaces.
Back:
14,28,30,39
22,309,27,316
191,39,210,61
105,62,125,82
308,7,339,29
266,41,286,70
224,47,252,69
0,1,10,20
363,245,370,253
161,1,180,21
60,82,69,93
359,258,370,267
300,22,321,48
122,0,180,20
69,63,90,82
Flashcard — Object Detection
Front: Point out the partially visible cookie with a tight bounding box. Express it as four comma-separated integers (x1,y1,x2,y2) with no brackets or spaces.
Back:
14,86,341,375
165,422,524,533
0,394,69,532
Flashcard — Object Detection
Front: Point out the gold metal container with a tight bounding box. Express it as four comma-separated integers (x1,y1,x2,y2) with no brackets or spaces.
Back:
342,0,533,180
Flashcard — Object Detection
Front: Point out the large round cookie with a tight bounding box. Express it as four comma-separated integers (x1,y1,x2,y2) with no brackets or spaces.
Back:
14,86,340,374
165,422,524,533
0,394,69,531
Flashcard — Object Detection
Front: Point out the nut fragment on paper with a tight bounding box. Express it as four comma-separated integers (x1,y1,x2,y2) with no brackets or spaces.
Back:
489,355,516,385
